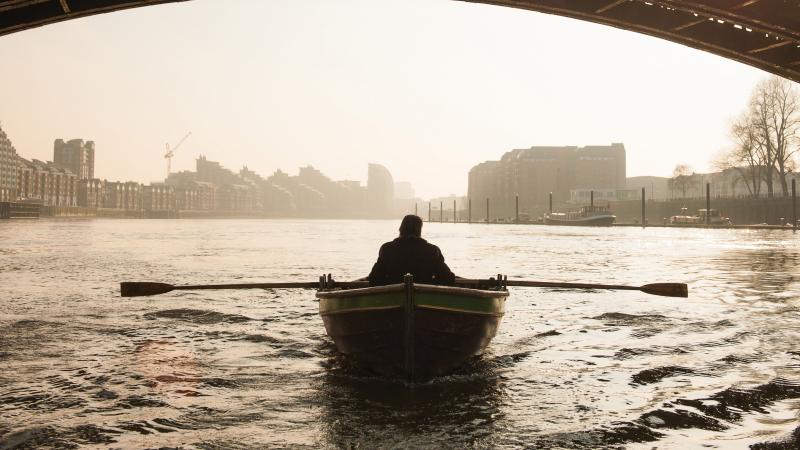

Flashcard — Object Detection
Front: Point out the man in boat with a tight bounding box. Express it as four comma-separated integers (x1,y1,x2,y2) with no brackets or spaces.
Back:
368,214,456,286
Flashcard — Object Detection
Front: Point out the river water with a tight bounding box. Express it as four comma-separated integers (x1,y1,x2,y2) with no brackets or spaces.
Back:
1,219,799,449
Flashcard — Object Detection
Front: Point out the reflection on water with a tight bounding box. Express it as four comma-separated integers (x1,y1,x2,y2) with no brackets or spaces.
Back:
315,357,505,448
709,248,799,304
1,219,799,448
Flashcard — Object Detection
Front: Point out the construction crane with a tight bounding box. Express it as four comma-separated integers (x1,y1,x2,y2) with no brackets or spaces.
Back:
164,131,191,179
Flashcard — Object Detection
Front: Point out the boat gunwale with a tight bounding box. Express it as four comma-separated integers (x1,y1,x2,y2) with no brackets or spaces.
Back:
319,304,505,317
315,282,509,300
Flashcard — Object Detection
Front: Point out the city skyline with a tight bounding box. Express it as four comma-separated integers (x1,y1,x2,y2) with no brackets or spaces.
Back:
1,125,419,218
0,126,785,203
0,0,769,199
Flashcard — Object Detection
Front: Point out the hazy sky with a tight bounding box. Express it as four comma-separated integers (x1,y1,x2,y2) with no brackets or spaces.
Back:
0,0,772,198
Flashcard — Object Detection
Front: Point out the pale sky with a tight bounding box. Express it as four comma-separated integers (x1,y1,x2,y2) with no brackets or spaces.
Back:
0,0,771,199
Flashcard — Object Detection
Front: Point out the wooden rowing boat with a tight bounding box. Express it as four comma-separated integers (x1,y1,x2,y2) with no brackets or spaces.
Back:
120,278,684,382
316,275,508,381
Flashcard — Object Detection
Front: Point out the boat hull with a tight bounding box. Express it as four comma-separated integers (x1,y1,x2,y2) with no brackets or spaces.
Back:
317,283,507,380
545,214,616,226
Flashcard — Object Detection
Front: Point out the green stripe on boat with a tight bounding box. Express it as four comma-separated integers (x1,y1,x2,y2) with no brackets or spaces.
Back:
319,289,506,316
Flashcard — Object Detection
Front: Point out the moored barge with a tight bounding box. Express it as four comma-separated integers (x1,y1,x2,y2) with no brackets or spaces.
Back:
545,205,615,226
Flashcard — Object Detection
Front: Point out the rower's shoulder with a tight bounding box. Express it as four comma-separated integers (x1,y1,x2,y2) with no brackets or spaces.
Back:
379,239,402,253
418,239,442,254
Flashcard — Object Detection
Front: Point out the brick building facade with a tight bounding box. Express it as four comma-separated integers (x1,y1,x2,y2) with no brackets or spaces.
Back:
77,179,106,208
54,139,94,180
16,157,77,206
0,126,18,202
142,184,175,211
104,181,141,210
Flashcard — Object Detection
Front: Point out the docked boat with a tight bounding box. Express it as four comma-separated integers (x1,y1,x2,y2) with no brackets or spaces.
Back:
545,205,615,226
670,208,731,226
0,201,41,219
669,207,698,224
316,275,508,381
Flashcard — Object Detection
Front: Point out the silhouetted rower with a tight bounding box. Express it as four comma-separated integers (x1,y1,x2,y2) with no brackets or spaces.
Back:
368,215,456,286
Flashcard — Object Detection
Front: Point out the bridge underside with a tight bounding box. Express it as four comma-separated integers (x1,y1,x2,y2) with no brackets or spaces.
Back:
0,0,189,36
1,0,799,83
461,1,800,83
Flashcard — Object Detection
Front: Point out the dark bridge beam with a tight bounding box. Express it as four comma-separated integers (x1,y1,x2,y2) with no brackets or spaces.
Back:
0,0,798,83
0,0,189,37
460,0,800,83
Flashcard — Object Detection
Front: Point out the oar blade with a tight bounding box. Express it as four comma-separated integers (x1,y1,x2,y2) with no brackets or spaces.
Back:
121,282,175,297
640,283,688,298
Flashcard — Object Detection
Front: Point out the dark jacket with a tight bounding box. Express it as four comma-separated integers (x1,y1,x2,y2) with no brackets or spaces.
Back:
368,236,456,286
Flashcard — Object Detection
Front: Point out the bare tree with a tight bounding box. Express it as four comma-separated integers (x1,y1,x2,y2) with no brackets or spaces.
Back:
749,76,800,197
766,77,799,196
750,80,777,196
713,112,764,197
670,164,694,199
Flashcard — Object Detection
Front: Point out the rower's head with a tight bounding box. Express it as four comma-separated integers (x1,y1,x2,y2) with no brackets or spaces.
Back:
399,214,423,238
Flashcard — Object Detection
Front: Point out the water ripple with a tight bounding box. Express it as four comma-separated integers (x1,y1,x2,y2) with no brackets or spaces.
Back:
1,220,799,448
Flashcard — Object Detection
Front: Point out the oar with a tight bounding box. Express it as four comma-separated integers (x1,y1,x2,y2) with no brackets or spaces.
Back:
122,279,687,298
458,279,688,298
120,281,370,297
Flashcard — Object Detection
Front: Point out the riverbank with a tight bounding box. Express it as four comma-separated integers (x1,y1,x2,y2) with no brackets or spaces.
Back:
609,196,797,227
613,222,797,230
3,211,798,231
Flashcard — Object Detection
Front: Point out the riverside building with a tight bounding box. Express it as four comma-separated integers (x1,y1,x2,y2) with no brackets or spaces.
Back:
367,163,394,217
54,139,95,180
16,157,77,206
0,125,18,202
468,144,626,219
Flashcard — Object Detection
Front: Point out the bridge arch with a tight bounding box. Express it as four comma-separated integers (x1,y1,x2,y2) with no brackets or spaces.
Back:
0,0,798,82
